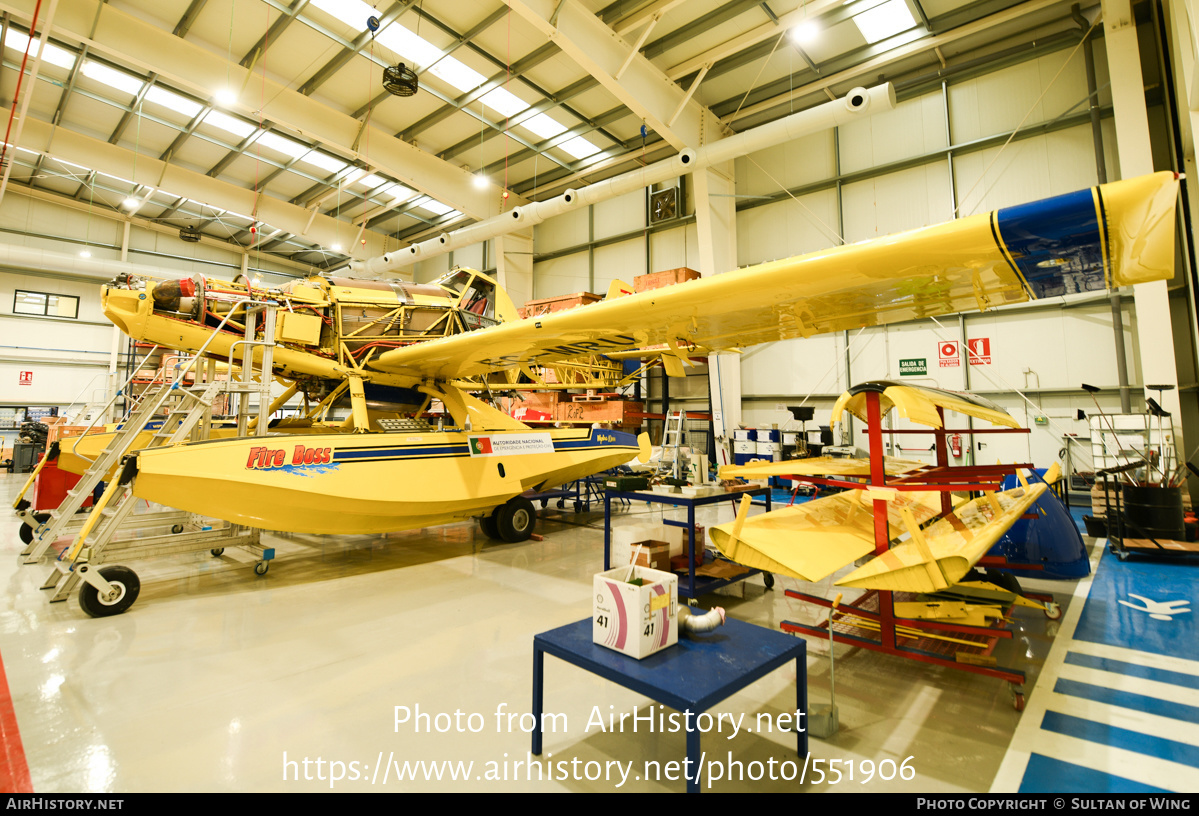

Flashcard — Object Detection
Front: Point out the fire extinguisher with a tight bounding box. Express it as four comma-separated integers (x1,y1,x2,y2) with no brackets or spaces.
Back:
949,433,963,458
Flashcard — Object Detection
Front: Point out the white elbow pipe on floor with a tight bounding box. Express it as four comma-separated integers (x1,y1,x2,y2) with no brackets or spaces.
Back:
680,605,726,633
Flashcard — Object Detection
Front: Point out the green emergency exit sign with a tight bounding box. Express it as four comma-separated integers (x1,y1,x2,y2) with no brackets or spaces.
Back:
899,358,927,376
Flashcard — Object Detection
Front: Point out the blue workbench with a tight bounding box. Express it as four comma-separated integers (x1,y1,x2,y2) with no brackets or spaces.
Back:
531,616,807,793
603,486,772,598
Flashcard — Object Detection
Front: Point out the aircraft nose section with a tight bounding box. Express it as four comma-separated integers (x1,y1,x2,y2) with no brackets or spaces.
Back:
101,285,144,335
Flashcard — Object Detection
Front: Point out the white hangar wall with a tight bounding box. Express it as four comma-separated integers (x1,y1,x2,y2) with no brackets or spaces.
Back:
0,189,308,446
519,38,1169,475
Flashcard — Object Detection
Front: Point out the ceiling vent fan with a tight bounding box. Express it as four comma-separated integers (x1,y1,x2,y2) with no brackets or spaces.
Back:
383,63,418,97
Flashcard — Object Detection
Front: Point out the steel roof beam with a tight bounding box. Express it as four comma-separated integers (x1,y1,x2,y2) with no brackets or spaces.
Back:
172,0,209,38
19,0,524,219
505,0,714,150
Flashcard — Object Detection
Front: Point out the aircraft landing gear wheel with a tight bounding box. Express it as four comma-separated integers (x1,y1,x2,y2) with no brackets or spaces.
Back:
210,548,225,557
172,524,184,534
1044,601,1062,620
496,496,536,543
78,566,140,618
478,513,501,541
254,561,269,576
18,524,33,545
763,572,775,590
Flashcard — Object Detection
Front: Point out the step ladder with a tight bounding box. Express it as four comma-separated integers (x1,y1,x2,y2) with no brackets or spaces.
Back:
21,377,225,563
33,301,280,611
663,410,686,480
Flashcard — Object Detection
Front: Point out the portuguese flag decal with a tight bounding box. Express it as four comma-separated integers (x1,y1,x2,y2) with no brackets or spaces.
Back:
469,436,493,455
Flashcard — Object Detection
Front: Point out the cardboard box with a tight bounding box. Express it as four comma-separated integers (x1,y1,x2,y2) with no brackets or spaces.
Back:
633,267,701,293
630,540,671,571
593,566,678,659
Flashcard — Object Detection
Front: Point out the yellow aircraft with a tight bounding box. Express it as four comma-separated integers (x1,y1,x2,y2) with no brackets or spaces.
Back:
52,171,1180,543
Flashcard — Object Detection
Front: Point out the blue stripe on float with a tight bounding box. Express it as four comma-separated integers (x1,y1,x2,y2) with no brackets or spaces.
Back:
1054,678,1199,723
1019,754,1170,794
1065,652,1199,690
995,188,1107,298
1040,710,1199,768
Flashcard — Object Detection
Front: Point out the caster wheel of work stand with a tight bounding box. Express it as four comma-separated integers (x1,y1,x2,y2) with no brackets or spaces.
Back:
210,548,225,557
762,572,775,590
172,524,184,534
254,561,269,576
19,512,50,544
1010,685,1026,712
1044,601,1062,620
496,497,536,543
78,565,141,618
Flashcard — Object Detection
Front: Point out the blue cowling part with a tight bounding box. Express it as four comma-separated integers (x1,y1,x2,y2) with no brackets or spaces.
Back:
986,470,1090,580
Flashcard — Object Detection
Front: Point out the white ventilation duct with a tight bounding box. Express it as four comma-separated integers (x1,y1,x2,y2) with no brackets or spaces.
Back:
345,84,895,277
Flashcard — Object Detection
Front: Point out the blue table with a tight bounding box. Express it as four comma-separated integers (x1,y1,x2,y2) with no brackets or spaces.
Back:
531,617,807,793
603,486,772,598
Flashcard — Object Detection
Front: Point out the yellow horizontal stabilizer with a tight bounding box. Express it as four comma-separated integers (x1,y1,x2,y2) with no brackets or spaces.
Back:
835,482,1047,592
893,601,1007,626
949,581,1047,610
832,382,1020,430
708,489,943,582
718,455,927,480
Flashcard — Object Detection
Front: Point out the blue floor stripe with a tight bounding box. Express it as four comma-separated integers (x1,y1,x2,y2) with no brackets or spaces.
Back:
1054,678,1199,724
1041,710,1199,768
1065,651,1199,690
1019,754,1169,793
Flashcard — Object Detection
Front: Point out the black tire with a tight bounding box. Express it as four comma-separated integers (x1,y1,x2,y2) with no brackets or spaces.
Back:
33,512,49,526
172,524,184,534
763,572,775,590
78,566,140,618
478,513,501,540
18,524,33,545
210,548,225,557
496,497,536,543
254,561,269,575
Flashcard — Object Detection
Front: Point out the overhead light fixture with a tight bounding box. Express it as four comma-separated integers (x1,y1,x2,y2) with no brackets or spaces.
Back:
852,0,916,44
473,173,487,189
331,243,343,252
790,20,819,45
123,197,139,208
214,88,238,107
79,250,91,258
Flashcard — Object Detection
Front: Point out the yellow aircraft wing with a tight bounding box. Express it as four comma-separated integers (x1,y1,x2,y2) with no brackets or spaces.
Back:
835,482,1048,592
718,455,928,480
832,381,1020,429
367,173,1177,384
708,489,945,582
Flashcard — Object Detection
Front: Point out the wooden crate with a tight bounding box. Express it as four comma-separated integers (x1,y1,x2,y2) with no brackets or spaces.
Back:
633,267,700,293
555,399,643,424
517,291,602,319
46,425,108,445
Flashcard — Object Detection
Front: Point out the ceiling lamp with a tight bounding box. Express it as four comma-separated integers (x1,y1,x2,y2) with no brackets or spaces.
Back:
179,226,201,243
790,20,819,45
383,63,418,97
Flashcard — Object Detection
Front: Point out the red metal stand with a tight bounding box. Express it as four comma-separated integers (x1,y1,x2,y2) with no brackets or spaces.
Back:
779,392,1035,704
